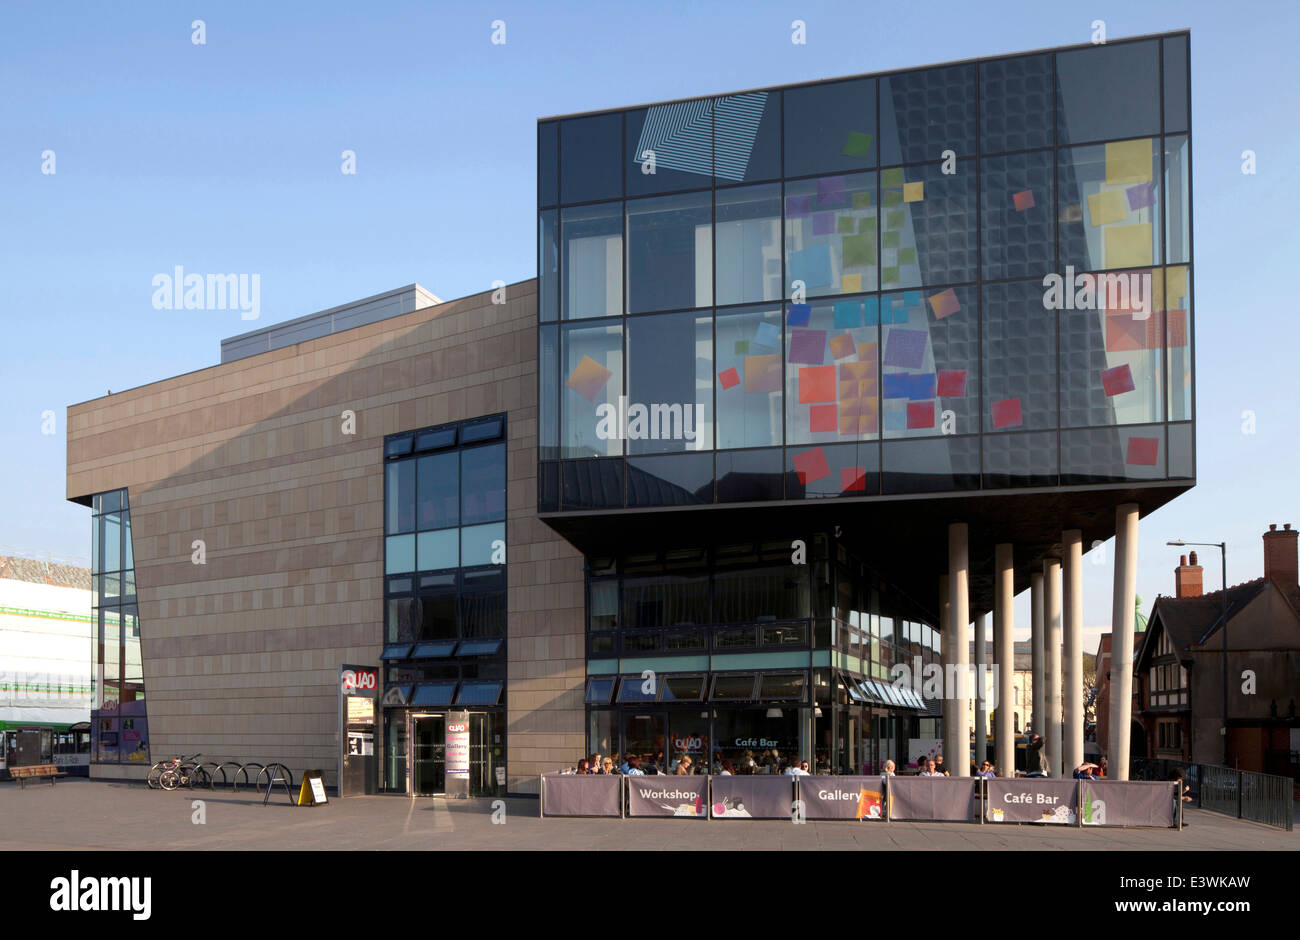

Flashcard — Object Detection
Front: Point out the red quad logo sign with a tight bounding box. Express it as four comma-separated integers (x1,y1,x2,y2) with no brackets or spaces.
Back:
447,723,467,733
341,668,377,694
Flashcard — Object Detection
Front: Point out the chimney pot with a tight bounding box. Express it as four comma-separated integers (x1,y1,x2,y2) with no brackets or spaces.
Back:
1286,524,1292,531
1270,524,1277,531
1175,553,1203,598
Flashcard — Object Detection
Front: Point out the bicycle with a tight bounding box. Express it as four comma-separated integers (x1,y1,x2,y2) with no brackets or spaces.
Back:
149,753,204,790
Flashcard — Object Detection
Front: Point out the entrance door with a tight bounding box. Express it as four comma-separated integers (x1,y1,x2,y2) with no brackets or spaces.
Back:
468,713,502,797
413,715,445,795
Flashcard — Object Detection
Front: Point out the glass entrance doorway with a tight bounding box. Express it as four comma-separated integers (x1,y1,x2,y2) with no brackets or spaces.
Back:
413,715,445,795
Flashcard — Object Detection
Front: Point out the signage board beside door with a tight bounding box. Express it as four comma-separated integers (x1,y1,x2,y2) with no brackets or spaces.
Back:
445,710,471,798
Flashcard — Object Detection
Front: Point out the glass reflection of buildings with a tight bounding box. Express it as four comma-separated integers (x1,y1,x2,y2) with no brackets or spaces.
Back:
89,488,148,766
537,33,1192,774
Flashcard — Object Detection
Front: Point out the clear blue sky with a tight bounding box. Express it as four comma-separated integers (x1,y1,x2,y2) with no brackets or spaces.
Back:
2,1,1296,649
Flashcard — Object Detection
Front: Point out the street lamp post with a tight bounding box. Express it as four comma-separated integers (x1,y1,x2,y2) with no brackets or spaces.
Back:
1167,540,1229,766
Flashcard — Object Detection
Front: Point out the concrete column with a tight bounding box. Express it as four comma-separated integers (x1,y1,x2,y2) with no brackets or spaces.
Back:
1063,530,1084,776
947,523,970,776
994,543,1014,777
1030,571,1044,740
1110,503,1140,781
1043,557,1063,778
974,611,987,766
938,573,949,770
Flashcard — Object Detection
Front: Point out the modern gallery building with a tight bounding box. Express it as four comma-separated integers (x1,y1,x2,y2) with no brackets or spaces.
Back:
67,31,1192,792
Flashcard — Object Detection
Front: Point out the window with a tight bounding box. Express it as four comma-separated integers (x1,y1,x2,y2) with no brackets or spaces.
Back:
880,64,976,165
661,675,705,702
981,150,1054,281
784,298,879,446
625,312,712,455
1056,40,1160,146
410,682,457,707
417,452,458,530
562,321,623,457
626,192,712,314
715,91,781,183
456,681,503,706
758,673,806,701
562,202,623,320
1058,142,1162,273
617,676,658,703
461,444,506,524
715,183,782,306
626,103,713,197
980,54,1052,155
715,305,783,449
585,677,616,704
90,489,148,766
560,113,622,204
784,77,876,178
710,674,757,701
784,172,878,299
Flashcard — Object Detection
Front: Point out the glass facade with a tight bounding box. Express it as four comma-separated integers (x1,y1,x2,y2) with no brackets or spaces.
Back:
89,488,148,766
381,415,508,794
583,534,940,774
538,33,1193,511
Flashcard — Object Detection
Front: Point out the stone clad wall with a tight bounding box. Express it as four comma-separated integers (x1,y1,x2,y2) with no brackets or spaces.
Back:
67,280,584,790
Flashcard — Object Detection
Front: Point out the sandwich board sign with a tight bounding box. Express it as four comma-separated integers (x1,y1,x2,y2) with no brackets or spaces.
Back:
298,769,328,807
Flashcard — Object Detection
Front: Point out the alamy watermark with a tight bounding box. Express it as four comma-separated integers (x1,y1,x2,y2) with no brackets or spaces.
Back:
151,267,260,320
595,397,698,443
1042,266,1151,319
890,656,1000,709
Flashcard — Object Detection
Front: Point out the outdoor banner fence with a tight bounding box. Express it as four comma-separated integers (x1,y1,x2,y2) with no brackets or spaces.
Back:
537,774,1181,828
708,774,793,818
1079,779,1177,827
887,776,978,822
539,772,622,817
626,776,708,817
800,775,886,820
985,778,1079,824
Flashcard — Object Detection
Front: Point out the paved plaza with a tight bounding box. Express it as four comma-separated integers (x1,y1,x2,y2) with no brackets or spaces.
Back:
1,778,1295,850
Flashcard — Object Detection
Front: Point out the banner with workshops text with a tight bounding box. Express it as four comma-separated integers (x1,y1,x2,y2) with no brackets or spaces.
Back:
709,775,794,819
627,776,708,817
888,776,978,821
541,773,622,817
799,776,887,820
1080,780,1177,827
985,778,1078,824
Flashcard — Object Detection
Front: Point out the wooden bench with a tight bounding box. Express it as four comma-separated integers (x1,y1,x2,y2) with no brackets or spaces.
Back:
8,764,66,789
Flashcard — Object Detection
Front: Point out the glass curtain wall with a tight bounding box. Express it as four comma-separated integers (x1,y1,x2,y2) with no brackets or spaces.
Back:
381,416,508,791
538,34,1193,510
89,488,148,766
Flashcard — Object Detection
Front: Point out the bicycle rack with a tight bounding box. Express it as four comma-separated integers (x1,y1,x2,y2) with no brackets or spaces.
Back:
234,762,264,793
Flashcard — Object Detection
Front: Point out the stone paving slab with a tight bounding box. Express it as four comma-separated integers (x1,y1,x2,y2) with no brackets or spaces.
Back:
1,778,1294,851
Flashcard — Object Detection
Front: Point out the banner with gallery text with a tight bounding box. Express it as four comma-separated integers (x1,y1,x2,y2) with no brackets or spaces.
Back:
799,776,887,820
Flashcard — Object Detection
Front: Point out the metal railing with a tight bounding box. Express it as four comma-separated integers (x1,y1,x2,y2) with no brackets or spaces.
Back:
1198,764,1293,831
